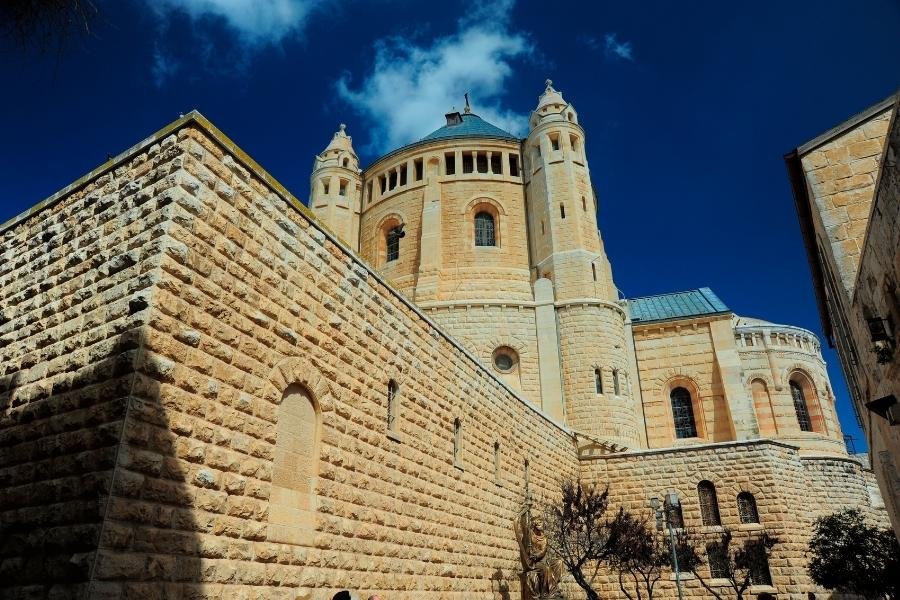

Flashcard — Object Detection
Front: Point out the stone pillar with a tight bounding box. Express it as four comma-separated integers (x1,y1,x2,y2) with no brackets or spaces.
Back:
534,278,564,422
709,318,758,440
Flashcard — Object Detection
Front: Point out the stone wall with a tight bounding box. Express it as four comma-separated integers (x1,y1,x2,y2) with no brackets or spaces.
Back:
0,127,185,598
581,441,884,600
10,115,579,599
799,107,891,296
633,318,735,447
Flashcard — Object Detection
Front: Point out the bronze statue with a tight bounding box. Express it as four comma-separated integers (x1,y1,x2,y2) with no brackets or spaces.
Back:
514,498,564,599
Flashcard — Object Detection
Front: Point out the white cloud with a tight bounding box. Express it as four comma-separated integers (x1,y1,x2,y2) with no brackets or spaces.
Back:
603,32,634,61
150,0,321,45
337,1,531,154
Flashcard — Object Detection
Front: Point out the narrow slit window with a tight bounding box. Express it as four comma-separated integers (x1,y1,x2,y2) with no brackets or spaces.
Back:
379,174,387,194
509,154,520,177
388,170,397,190
591,263,597,281
322,179,330,195
399,164,407,187
613,369,620,395
453,418,463,466
595,368,603,394
338,179,348,196
493,442,501,484
387,380,399,433
541,220,545,235
366,182,373,204
445,152,456,175
560,204,566,219
414,158,423,181
582,196,587,211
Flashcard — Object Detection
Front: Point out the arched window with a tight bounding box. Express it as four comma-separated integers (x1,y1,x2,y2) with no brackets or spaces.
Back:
269,383,319,545
790,380,813,432
613,370,620,395
342,157,349,168
386,225,402,262
595,368,603,394
665,497,684,529
671,387,698,439
737,492,759,524
474,211,496,246
387,380,399,433
697,481,721,526
453,418,463,467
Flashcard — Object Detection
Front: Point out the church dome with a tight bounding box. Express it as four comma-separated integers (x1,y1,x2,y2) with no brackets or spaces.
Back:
419,112,518,144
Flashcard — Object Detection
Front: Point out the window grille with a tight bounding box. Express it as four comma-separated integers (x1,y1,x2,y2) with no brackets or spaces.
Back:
386,226,402,262
671,387,698,438
748,542,772,585
698,481,721,526
706,542,729,578
790,380,813,431
665,499,684,529
474,212,496,247
737,492,759,524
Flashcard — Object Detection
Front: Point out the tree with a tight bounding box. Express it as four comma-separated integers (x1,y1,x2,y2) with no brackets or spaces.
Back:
691,529,779,600
608,512,700,600
807,509,900,600
1,0,99,55
542,480,624,600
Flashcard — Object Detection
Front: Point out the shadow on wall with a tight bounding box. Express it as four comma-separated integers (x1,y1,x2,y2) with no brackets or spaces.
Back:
0,327,203,597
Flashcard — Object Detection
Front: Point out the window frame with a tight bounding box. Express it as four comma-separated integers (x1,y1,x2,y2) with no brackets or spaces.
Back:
474,211,497,247
670,386,699,439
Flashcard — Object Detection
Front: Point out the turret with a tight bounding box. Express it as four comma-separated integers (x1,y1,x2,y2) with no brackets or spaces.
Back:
524,80,643,448
310,124,362,251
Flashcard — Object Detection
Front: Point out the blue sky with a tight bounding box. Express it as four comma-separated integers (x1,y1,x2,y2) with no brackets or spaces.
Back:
2,0,898,450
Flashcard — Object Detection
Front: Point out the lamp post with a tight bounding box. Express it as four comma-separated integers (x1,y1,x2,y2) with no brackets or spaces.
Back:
650,492,684,600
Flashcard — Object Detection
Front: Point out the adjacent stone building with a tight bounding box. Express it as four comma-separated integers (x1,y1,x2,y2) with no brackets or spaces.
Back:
786,92,900,538
0,81,886,599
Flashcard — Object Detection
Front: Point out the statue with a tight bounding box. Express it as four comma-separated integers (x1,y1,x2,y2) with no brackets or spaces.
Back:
514,495,564,599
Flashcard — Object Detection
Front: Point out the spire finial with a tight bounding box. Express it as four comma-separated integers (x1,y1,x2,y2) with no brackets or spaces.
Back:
339,123,346,133
545,78,553,90
464,92,471,114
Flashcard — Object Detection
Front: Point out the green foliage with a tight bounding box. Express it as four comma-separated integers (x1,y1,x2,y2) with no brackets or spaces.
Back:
808,509,900,600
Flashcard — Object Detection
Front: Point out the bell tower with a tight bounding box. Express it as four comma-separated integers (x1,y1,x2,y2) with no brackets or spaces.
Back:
524,80,643,448
310,124,362,251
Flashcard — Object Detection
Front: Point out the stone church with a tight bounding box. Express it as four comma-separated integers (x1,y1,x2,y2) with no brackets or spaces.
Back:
0,81,887,599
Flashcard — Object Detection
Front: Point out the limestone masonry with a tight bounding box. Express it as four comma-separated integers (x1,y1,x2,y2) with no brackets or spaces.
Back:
787,93,900,539
0,81,888,599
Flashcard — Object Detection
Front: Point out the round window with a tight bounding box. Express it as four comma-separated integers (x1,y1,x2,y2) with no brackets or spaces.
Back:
492,347,518,372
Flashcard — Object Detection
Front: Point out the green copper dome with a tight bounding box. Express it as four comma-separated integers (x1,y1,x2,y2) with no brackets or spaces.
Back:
419,112,518,143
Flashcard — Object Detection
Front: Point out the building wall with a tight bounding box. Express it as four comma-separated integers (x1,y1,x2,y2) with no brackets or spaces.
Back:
634,318,737,447
0,131,183,597
581,441,887,600
799,107,892,296
56,118,578,599
794,98,900,536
